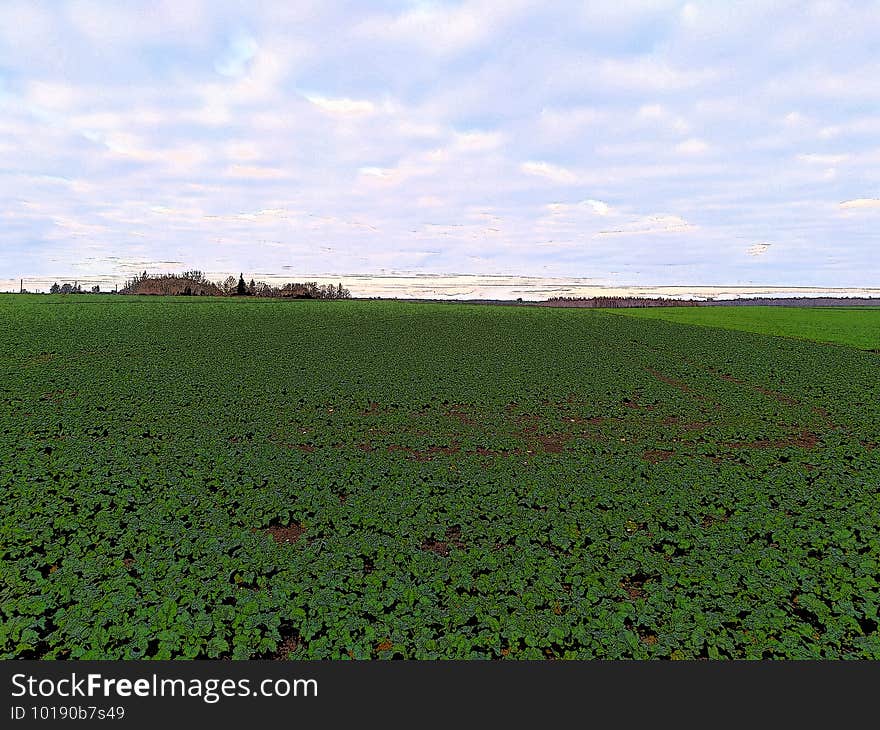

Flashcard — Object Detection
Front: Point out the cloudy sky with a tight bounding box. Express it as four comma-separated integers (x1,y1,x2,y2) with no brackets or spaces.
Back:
2,0,879,294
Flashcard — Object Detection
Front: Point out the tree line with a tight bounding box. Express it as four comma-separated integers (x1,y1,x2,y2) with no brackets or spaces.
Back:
47,271,352,299
49,282,101,294
542,296,700,308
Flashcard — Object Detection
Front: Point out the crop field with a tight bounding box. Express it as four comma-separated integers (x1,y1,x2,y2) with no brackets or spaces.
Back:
611,305,880,350
2,295,879,659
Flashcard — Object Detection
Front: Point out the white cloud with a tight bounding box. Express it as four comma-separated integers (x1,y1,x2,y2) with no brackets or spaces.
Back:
586,199,612,216
840,198,880,209
305,94,376,115
64,0,209,47
538,106,602,142
596,214,696,237
797,153,849,165
223,141,262,162
452,130,504,152
26,81,80,110
545,199,615,217
196,44,297,109
819,117,880,139
521,161,578,184
598,57,718,92
358,166,392,178
225,164,287,180
635,104,690,134
353,1,528,55
675,138,710,155
637,104,666,120
746,242,772,257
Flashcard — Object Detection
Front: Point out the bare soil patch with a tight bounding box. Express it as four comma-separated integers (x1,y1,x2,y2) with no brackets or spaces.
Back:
723,431,819,450
445,404,478,426
622,395,656,411
420,527,465,557
273,634,300,660
387,443,460,461
537,433,572,453
619,573,652,601
642,449,675,463
662,416,711,431
263,523,307,545
701,511,731,528
713,370,800,405
39,389,77,403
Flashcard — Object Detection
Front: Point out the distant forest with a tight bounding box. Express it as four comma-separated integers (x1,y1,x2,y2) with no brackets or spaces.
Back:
49,271,352,299
543,296,699,308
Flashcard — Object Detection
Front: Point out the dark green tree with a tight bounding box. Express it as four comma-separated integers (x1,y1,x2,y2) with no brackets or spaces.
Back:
236,273,247,296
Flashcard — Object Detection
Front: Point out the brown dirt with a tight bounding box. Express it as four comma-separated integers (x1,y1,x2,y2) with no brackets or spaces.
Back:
664,416,711,431
647,368,695,393
714,370,799,405
515,412,543,424
473,446,516,457
295,443,316,452
516,422,539,437
39,389,77,403
273,635,300,660
723,431,819,450
263,523,306,545
642,449,675,463
420,527,465,556
28,352,58,365
387,443,460,461
562,415,606,425
361,401,381,415
754,386,799,405
619,576,648,600
646,368,711,403
701,512,731,528
445,404,478,426
536,433,572,453
427,445,461,456
811,406,837,428
622,395,656,411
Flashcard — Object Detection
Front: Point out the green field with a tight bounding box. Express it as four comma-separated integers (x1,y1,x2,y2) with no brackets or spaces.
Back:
610,305,880,350
2,295,879,659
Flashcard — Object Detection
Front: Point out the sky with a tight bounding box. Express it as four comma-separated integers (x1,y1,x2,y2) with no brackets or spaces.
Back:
1,0,879,296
